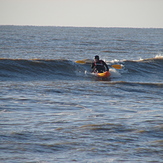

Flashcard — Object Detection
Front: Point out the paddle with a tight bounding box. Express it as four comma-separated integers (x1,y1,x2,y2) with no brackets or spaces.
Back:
111,64,122,69
75,60,89,64
75,60,122,69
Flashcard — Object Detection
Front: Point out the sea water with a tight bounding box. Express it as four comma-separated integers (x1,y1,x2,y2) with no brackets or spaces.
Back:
0,26,163,163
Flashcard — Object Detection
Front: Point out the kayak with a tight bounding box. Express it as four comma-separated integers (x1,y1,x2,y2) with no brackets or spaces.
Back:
93,71,111,78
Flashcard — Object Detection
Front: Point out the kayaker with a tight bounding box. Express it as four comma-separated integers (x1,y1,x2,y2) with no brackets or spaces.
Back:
91,55,109,73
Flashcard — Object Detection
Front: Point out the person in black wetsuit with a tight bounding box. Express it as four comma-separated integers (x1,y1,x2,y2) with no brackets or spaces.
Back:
91,55,109,73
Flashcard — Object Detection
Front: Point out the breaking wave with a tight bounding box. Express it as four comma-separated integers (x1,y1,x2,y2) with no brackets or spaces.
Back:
0,59,86,81
0,56,163,83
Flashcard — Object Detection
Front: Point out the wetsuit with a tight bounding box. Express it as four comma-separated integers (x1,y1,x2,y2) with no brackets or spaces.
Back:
91,60,109,73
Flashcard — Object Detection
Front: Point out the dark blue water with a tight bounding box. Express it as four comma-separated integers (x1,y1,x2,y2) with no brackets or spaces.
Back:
0,26,163,163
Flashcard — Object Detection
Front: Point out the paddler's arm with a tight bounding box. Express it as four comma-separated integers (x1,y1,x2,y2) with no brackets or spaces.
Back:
103,61,109,71
91,62,94,68
91,63,95,72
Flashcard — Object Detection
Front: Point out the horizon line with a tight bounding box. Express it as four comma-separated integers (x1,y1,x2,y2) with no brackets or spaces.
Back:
0,24,163,29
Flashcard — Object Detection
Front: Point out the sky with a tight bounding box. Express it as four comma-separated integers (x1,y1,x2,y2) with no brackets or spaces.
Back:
0,0,163,28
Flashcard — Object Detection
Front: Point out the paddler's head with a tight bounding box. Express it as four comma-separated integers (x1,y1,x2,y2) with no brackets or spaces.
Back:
94,55,99,61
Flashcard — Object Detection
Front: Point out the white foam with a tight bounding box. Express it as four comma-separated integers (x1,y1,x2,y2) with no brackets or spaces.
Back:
110,68,121,78
155,54,163,59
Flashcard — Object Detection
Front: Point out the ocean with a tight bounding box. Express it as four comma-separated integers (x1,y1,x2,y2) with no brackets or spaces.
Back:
0,25,163,163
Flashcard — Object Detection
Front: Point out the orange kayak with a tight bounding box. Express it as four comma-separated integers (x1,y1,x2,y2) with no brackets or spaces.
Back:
94,71,111,78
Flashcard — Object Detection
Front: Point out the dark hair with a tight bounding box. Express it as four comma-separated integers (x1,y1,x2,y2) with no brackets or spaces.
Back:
94,55,99,60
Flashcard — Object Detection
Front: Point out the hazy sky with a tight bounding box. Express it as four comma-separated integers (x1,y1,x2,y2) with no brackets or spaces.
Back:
0,0,163,28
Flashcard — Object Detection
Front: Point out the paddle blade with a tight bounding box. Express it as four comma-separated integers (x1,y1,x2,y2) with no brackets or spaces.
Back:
75,60,86,64
111,64,122,69
75,59,93,64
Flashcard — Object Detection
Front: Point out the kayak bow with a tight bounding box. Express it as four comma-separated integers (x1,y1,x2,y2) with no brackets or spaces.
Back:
94,71,111,78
